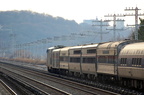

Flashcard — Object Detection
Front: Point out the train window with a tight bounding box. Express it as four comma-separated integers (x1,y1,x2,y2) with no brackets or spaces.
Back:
83,57,95,63
57,53,60,57
60,57,64,61
70,57,80,63
138,58,142,65
132,58,135,65
60,57,69,62
46,49,49,53
62,53,66,56
108,56,115,63
132,58,142,67
120,58,127,65
142,50,144,54
103,50,109,54
98,56,106,63
87,49,96,54
74,50,81,54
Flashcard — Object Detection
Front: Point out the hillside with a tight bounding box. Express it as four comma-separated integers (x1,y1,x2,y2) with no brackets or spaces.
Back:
0,10,81,44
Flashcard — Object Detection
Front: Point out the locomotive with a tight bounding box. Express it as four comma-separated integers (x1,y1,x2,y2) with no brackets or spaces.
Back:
46,40,144,89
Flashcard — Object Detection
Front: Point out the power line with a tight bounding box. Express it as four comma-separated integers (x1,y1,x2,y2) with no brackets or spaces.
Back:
124,7,144,40
104,14,125,41
0,25,15,58
92,19,109,42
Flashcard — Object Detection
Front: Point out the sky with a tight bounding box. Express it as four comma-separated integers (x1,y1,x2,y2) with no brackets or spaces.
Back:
0,0,144,25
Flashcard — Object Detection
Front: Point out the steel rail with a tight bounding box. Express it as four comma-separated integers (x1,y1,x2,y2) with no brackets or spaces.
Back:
0,79,17,95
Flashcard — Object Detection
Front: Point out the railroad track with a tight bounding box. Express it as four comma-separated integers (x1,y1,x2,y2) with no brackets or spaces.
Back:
0,79,17,95
0,64,71,95
0,62,119,95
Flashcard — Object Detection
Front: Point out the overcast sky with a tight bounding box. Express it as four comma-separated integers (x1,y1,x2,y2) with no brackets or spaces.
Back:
1,0,144,24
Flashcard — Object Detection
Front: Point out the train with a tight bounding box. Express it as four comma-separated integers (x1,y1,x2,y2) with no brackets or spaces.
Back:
46,40,144,89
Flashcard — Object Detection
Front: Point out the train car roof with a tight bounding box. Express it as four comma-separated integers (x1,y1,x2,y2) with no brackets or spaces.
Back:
47,47,55,50
97,40,137,49
69,43,99,49
52,48,61,52
120,42,144,55
122,42,144,49
69,45,83,50
82,43,98,48
97,41,124,49
60,47,70,51
52,47,70,52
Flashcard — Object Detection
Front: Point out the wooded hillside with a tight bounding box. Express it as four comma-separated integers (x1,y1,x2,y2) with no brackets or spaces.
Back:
0,10,81,44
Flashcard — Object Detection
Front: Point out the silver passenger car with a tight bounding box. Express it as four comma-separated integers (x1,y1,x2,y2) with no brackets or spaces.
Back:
81,44,98,75
118,42,144,80
96,40,136,76
59,47,70,70
69,46,82,74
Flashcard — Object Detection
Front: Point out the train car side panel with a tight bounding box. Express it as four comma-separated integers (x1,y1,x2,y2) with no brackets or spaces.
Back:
46,47,55,71
97,42,118,75
69,46,82,74
52,49,61,69
60,47,70,70
81,44,98,75
118,42,144,89
118,42,144,80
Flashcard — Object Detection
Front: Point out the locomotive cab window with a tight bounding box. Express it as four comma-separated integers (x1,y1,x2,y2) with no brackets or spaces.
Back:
46,49,49,53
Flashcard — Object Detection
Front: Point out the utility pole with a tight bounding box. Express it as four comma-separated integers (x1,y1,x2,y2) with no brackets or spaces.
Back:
92,19,109,42
124,7,144,40
0,25,14,58
9,30,16,57
104,14,125,41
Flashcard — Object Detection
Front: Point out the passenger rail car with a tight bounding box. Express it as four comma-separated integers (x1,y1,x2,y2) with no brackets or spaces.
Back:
46,40,144,89
68,44,99,78
118,42,144,89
